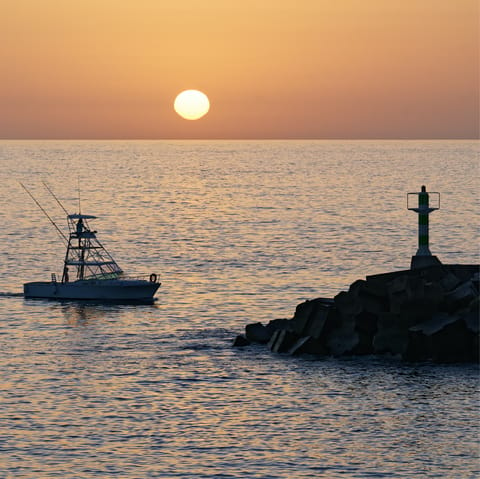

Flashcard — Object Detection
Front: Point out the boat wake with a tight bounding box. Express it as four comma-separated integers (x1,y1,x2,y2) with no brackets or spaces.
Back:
0,292,24,298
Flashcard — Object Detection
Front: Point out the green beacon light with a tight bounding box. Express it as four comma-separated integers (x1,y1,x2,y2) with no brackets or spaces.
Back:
407,185,441,269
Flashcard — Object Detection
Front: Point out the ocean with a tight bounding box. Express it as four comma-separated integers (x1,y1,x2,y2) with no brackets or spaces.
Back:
0,140,478,478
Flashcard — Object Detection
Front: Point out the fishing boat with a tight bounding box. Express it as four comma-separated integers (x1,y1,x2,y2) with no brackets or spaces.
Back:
22,184,160,303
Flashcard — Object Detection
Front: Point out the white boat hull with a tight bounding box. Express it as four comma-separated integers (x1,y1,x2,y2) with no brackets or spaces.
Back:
24,279,160,303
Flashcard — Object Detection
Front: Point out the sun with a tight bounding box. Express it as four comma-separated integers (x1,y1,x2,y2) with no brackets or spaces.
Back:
174,90,210,120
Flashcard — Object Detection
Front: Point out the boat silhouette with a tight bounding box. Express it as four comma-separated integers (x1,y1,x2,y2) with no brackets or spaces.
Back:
22,184,160,303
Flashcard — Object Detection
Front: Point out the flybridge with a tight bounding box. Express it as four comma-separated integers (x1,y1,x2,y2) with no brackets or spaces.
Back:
62,213,123,282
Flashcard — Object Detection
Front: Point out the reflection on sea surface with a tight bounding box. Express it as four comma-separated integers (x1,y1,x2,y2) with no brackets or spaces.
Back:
56,302,160,327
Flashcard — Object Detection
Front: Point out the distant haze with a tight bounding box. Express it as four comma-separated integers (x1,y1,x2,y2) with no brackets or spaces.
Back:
1,0,478,139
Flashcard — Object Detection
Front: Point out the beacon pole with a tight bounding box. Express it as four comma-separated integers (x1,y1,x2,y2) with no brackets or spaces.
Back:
407,185,441,269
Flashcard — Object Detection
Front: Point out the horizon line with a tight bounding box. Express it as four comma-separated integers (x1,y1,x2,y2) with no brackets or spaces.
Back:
0,137,479,141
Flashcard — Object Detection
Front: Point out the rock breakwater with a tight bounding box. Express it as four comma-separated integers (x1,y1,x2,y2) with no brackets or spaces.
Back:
234,264,479,363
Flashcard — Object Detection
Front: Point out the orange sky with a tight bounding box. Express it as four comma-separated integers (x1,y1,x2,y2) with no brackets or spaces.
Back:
1,0,478,139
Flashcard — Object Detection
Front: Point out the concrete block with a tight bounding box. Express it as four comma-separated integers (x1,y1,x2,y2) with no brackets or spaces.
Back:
387,274,410,295
405,312,479,362
446,265,480,282
429,317,476,363
418,265,449,282
233,335,250,347
303,304,332,339
366,269,411,285
373,331,408,356
327,322,359,356
461,310,479,334
334,291,362,317
445,281,477,310
267,330,282,351
290,299,335,336
270,330,299,353
389,292,409,314
266,318,291,333
291,300,315,335
354,311,378,336
423,281,445,305
348,279,366,296
357,290,387,314
372,312,409,355
362,277,389,298
408,276,427,301
404,329,430,362
409,313,458,336
352,330,375,355
245,322,272,344
439,272,461,292
387,275,412,312
288,336,327,356
388,274,444,315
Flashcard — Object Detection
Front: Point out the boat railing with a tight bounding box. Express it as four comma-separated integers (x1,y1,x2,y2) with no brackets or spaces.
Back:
52,272,161,283
120,273,161,283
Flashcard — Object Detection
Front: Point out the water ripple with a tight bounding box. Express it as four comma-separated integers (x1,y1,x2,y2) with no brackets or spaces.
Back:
0,141,478,478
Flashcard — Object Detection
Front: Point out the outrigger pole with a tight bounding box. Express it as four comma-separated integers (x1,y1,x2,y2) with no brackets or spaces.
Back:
42,180,70,216
77,175,81,215
19,182,69,246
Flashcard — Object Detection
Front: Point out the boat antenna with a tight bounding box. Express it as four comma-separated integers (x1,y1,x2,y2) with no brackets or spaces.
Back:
42,180,70,216
19,182,68,245
77,176,81,214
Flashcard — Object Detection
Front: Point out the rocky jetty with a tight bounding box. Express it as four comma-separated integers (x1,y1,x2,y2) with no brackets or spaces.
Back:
234,264,479,363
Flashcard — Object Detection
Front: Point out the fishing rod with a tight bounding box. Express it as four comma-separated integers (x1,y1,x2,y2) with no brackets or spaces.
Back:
42,180,76,234
42,180,70,216
19,182,69,246
77,175,81,215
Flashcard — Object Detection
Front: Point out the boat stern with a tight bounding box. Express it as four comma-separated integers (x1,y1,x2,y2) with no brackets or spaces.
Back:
23,281,58,298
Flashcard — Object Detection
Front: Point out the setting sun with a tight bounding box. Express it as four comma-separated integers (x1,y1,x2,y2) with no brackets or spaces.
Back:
174,90,210,120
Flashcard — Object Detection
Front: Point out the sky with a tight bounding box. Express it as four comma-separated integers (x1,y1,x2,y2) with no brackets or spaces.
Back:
1,0,478,139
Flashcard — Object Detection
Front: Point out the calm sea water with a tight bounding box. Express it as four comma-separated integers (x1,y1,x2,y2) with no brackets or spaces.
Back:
0,140,478,478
